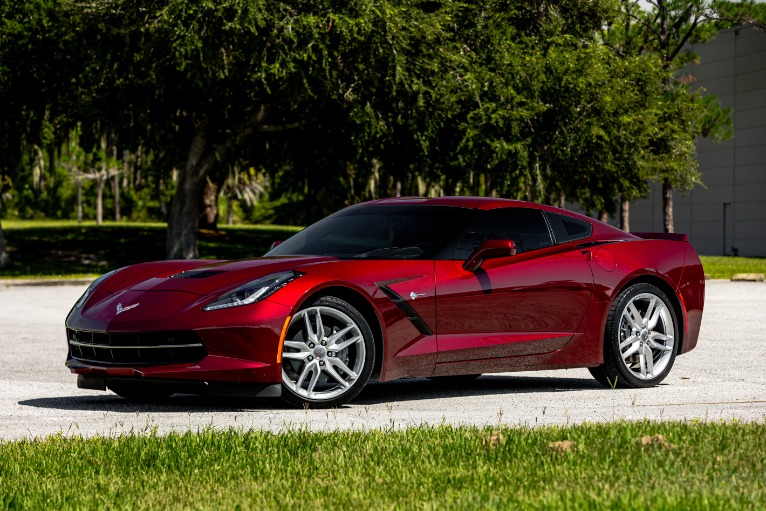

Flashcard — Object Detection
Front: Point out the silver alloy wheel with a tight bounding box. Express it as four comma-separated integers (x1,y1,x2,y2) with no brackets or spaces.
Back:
281,306,366,401
618,292,675,380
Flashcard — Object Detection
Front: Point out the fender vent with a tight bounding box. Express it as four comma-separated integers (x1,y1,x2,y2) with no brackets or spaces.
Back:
377,286,434,336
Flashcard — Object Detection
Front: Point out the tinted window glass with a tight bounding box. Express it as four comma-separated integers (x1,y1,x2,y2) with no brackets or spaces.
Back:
544,212,592,244
267,205,471,259
452,208,553,259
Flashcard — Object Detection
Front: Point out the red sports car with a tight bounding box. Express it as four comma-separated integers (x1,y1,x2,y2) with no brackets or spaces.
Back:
66,197,704,408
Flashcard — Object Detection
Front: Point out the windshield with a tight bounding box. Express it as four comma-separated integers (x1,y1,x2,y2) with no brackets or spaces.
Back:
266,205,471,259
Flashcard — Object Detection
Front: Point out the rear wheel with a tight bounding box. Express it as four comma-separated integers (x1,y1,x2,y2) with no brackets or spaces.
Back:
590,283,679,388
281,297,375,408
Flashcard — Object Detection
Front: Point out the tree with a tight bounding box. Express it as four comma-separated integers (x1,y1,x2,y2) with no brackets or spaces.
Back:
600,0,766,232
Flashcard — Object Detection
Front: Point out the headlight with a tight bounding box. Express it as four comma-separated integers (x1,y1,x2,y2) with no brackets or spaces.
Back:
203,271,301,311
75,269,117,309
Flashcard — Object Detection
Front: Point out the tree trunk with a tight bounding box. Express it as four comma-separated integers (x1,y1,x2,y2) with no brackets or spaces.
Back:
226,192,234,225
599,209,609,224
166,127,216,259
0,219,10,269
77,179,83,224
198,178,219,230
662,178,674,233
620,195,630,232
95,174,105,225
135,145,143,186
558,193,565,209
113,146,120,221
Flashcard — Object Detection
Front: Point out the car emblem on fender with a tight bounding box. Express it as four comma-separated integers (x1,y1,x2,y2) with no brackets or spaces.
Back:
116,302,140,315
409,292,426,301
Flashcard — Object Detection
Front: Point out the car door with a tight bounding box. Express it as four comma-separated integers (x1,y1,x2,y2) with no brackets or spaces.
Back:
434,207,594,364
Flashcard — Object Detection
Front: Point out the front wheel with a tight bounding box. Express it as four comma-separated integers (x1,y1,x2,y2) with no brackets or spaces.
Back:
281,297,375,408
590,283,679,389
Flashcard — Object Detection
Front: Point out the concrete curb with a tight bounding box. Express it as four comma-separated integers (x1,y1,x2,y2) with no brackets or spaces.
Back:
0,278,93,287
731,273,766,282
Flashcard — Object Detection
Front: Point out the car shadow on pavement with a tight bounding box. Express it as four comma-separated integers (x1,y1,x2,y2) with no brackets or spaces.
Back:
19,374,602,412
355,374,602,405
17,395,289,413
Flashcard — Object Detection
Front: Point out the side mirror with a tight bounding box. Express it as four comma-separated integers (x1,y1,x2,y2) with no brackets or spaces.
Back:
462,240,516,272
269,241,283,250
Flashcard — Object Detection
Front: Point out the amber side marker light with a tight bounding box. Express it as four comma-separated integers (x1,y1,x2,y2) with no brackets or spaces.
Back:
276,315,292,363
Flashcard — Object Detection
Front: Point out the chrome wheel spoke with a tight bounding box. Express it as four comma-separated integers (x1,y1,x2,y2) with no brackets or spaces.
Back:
330,335,361,352
304,312,315,342
296,360,316,390
282,351,311,360
315,311,325,341
647,302,664,330
622,343,640,359
627,303,644,328
623,306,641,331
330,357,358,379
619,334,639,350
642,298,657,328
306,367,321,397
647,339,672,352
324,363,350,388
643,344,654,377
328,325,354,344
651,332,673,343
284,340,309,351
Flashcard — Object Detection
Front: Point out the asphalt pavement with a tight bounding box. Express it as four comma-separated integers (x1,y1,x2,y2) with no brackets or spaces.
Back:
0,280,763,440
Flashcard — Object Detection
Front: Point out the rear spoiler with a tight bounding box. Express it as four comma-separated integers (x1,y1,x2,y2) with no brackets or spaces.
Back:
631,232,688,242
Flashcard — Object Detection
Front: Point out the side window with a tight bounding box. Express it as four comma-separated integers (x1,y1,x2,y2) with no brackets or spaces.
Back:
544,211,592,244
452,208,553,259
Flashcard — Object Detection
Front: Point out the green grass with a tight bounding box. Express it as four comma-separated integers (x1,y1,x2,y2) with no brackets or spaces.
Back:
0,422,764,510
0,220,302,279
699,255,766,280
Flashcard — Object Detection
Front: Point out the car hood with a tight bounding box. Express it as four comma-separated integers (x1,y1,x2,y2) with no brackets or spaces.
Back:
125,256,337,296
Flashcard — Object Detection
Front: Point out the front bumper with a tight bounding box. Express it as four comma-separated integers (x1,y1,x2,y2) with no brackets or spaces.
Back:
76,374,282,398
66,297,293,388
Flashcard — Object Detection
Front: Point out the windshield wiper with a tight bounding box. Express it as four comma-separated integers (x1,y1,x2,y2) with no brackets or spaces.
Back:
352,246,424,259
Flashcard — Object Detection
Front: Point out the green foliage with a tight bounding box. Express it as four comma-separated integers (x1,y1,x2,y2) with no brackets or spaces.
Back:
1,0,753,238
0,422,765,509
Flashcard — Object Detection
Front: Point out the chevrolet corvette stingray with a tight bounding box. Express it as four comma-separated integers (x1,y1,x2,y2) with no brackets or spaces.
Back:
66,197,705,408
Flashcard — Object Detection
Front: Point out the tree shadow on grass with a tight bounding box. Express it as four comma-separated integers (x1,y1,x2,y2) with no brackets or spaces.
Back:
19,374,602,413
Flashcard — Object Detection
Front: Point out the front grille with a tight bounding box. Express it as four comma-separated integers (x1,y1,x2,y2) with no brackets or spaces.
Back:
67,329,207,366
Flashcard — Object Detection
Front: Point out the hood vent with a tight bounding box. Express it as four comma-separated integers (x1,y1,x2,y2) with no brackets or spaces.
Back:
170,270,224,279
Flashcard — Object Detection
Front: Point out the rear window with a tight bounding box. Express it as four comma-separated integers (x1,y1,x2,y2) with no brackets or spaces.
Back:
544,212,592,244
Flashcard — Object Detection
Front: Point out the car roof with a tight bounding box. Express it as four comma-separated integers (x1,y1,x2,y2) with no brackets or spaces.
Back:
357,196,635,240
363,196,520,209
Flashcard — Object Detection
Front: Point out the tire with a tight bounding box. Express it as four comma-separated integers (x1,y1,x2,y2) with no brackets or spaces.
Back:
107,381,174,402
590,283,679,389
281,296,375,408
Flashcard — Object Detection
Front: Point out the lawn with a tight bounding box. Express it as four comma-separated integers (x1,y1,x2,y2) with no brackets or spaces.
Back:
0,220,302,279
699,255,766,279
0,422,763,510
1,220,764,280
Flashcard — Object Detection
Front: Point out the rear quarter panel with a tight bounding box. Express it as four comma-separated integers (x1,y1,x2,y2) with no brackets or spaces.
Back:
588,239,703,357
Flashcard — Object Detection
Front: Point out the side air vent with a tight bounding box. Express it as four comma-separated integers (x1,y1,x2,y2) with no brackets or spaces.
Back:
377,286,434,336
